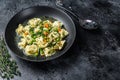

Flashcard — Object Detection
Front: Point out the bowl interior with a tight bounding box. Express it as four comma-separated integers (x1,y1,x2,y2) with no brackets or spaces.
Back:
5,6,76,62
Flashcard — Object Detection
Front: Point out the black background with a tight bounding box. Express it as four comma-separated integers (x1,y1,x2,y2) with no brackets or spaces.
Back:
0,0,120,80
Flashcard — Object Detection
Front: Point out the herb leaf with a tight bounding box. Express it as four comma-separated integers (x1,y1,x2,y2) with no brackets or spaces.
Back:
0,35,21,79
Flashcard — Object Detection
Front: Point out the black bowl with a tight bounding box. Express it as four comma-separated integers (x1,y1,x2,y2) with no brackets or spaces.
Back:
4,6,76,62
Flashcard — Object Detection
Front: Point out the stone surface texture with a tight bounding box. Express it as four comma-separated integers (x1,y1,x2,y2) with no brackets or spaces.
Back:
0,0,120,80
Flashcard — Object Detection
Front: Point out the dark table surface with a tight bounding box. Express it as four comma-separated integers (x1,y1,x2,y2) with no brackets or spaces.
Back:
0,0,120,80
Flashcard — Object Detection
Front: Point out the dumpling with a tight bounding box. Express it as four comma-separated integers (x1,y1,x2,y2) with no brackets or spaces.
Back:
43,47,55,57
48,31,60,40
22,31,29,38
36,37,48,48
18,38,27,49
25,44,38,56
16,24,23,35
52,21,63,27
43,20,52,26
28,18,41,27
58,40,66,50
53,40,65,50
26,35,32,44
59,29,69,38
34,27,40,33
23,25,30,33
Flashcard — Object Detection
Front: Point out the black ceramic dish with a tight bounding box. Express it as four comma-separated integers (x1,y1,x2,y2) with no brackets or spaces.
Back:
4,6,76,62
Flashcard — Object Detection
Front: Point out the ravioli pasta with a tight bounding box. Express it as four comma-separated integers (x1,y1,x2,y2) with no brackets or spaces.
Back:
16,17,69,57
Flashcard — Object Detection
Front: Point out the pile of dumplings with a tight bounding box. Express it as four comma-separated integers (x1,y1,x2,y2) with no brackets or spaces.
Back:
16,18,68,57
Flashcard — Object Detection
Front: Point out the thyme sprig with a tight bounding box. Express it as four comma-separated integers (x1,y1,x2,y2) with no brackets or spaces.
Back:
0,35,21,80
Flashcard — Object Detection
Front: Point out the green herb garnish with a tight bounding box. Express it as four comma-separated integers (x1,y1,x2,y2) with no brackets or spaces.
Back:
0,35,21,80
